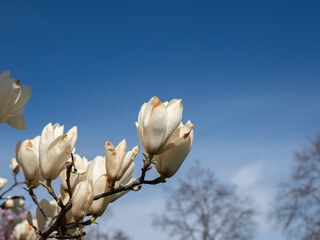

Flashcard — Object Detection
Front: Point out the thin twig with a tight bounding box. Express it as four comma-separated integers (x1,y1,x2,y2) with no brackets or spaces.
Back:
64,219,93,228
39,155,75,239
45,180,60,204
26,187,47,220
48,232,86,239
0,174,25,200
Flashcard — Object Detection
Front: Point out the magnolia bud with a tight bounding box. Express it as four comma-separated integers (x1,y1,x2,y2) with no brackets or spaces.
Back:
10,158,19,175
0,177,8,191
105,139,139,183
71,180,94,221
2,196,25,215
16,136,43,187
90,175,112,217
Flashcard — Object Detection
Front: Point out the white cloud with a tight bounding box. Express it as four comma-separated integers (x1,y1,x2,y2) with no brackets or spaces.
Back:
230,161,280,233
231,161,263,189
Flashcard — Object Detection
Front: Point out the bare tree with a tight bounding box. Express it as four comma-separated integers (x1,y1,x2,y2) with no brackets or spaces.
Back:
84,227,130,240
271,134,320,240
83,208,130,240
153,163,257,240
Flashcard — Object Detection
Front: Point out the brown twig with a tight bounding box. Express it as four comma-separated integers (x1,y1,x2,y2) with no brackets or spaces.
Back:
48,232,86,239
38,155,75,239
27,187,48,220
0,174,25,200
64,219,93,228
45,180,60,204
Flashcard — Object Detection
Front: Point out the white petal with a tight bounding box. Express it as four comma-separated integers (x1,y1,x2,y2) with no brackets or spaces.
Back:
5,115,26,129
142,98,167,154
66,126,77,150
161,99,183,146
155,121,194,177
117,146,139,181
105,141,118,181
115,139,127,173
0,177,8,191
90,174,111,217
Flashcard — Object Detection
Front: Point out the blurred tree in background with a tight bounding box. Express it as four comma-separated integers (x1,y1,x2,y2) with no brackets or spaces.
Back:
84,229,130,240
272,134,320,240
153,163,257,240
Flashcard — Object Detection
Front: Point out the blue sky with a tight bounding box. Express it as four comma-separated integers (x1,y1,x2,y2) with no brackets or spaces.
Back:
1,1,320,239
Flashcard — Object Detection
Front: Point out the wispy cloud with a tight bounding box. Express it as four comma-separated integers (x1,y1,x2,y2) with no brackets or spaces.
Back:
231,161,263,189
230,161,274,232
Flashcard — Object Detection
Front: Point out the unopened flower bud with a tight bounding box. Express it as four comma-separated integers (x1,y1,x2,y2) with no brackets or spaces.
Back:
90,175,112,217
105,140,139,183
71,180,94,221
0,178,8,191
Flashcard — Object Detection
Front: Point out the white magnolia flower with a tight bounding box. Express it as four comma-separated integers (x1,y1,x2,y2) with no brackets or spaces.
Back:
135,96,183,154
85,156,109,217
154,121,194,178
10,157,20,175
0,177,8,191
90,161,135,217
90,174,111,217
13,219,37,240
36,199,58,231
105,139,139,183
85,156,106,185
71,180,94,221
0,70,31,129
39,123,77,180
60,154,88,192
16,136,43,187
2,196,25,215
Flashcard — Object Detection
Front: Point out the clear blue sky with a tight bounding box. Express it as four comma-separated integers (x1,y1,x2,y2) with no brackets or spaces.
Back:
1,1,320,239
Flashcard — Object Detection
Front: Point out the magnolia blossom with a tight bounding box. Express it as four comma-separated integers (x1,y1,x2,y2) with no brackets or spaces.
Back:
71,180,94,221
13,219,37,240
40,123,77,180
154,121,194,177
0,71,31,129
90,174,111,217
86,156,109,217
86,156,106,185
86,153,135,217
0,177,8,191
136,96,183,154
105,139,139,183
60,154,88,192
36,199,58,231
86,156,111,217
1,196,25,215
16,136,43,187
10,158,20,175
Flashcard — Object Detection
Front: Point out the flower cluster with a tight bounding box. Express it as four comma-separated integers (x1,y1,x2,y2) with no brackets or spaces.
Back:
0,71,194,239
